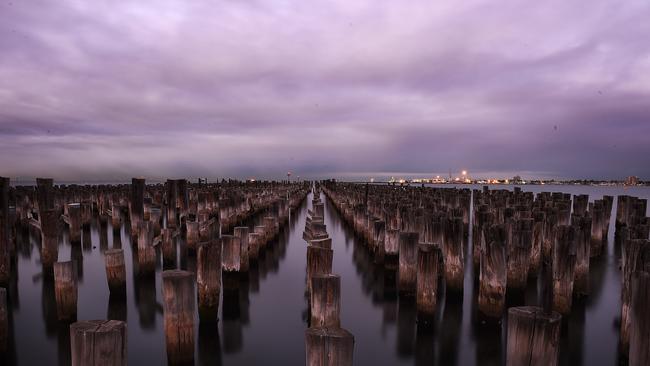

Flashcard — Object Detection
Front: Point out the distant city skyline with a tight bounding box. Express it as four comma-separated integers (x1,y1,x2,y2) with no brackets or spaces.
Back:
1,0,650,180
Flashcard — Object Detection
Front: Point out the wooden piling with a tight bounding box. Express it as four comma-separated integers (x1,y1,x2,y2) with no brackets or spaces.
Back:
162,270,195,365
161,228,175,267
507,218,533,290
443,217,464,291
234,227,250,272
54,260,78,321
479,224,508,318
137,221,155,276
68,203,82,245
506,306,561,366
197,241,222,322
629,271,650,366
416,243,441,322
185,221,199,252
0,288,6,353
398,232,419,296
310,274,341,328
70,320,127,366
552,225,577,315
0,177,9,287
305,327,354,366
221,235,241,272
104,249,126,295
307,246,333,295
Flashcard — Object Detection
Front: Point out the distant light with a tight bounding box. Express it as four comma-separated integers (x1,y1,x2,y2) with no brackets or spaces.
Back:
436,175,440,179
370,178,375,183
462,170,467,176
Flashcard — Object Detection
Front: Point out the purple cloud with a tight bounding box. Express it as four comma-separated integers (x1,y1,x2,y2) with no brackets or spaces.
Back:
1,0,649,180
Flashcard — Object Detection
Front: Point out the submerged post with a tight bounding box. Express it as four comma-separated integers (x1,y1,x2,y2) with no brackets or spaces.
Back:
310,274,341,328
305,327,354,366
162,270,195,365
197,241,222,322
54,260,78,321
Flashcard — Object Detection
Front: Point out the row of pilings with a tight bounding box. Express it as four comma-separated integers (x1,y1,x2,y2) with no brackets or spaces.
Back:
320,180,649,366
0,176,309,365
303,185,354,365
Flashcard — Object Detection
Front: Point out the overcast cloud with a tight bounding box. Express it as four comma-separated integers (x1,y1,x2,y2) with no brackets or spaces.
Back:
1,0,649,180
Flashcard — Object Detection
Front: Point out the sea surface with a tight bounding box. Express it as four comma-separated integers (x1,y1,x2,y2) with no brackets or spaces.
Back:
4,184,650,365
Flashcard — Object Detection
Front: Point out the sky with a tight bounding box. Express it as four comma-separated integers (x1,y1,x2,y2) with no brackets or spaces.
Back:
1,0,649,181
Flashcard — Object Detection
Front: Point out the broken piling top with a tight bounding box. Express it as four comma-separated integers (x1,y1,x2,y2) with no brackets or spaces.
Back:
70,320,127,366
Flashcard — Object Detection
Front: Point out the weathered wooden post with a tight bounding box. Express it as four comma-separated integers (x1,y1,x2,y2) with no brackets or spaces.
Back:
416,243,440,324
197,240,222,322
67,203,82,245
54,260,78,321
0,177,9,287
629,271,650,366
590,202,605,257
305,327,354,366
70,320,127,366
105,249,126,296
162,270,195,365
506,306,561,366
185,221,199,252
479,224,507,318
507,218,533,290
221,235,241,290
0,288,6,353
307,246,333,295
167,179,179,229
310,274,341,328
530,211,545,276
443,217,464,291
234,226,250,272
137,221,155,276
620,239,650,355
385,229,400,267
248,232,261,261
552,225,577,314
161,228,175,267
130,178,145,237
41,209,60,274
373,220,386,264
572,214,591,296
398,232,419,296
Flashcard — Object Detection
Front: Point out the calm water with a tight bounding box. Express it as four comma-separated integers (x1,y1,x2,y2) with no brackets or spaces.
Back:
4,184,650,365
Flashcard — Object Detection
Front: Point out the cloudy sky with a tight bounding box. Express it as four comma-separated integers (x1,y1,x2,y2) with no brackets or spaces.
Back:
1,0,649,181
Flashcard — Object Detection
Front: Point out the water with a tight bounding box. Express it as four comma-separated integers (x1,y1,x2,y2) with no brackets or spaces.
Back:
4,184,650,365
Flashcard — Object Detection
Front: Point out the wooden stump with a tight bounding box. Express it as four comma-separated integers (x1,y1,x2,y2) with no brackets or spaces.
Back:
234,227,250,272
416,243,440,323
507,218,533,290
305,327,354,366
310,274,341,328
41,209,60,274
307,246,333,295
620,239,650,355
552,225,577,315
185,221,199,252
197,241,222,322
68,203,82,245
54,261,78,321
0,177,9,287
629,271,650,366
137,221,155,276
398,232,419,296
104,249,126,295
572,214,591,296
479,224,507,318
221,235,241,272
506,306,561,366
162,270,195,365
70,320,127,366
373,220,386,264
161,228,175,267
0,288,6,353
248,232,261,261
443,217,464,291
